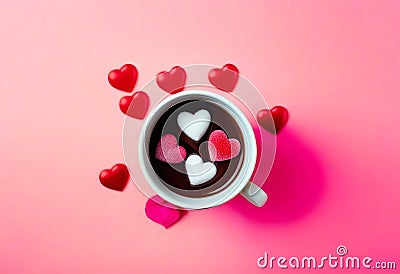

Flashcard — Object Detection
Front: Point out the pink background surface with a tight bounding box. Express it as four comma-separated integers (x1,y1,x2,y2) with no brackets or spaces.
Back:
1,1,399,273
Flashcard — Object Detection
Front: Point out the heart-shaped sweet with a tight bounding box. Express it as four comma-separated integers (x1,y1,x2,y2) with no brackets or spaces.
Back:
156,66,186,94
155,134,187,163
108,64,138,92
185,154,217,186
257,106,289,134
177,109,211,142
145,195,183,228
208,64,239,92
208,130,241,161
99,163,130,191
119,91,149,119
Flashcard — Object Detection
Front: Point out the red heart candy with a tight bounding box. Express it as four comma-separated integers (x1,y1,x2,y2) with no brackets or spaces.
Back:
155,134,187,163
145,195,183,228
108,64,138,92
156,66,186,94
208,130,241,161
99,163,130,191
208,64,239,92
119,91,149,120
257,106,289,134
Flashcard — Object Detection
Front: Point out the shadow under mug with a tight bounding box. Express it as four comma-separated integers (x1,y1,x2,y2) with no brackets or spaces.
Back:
138,90,267,209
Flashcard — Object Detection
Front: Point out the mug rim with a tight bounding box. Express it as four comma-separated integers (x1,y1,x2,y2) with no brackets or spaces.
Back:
138,90,257,209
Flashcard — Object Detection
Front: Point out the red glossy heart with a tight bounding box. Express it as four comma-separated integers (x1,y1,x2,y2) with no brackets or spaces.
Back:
156,66,186,94
208,130,241,161
119,91,149,119
99,163,130,191
208,64,239,92
257,106,289,134
108,64,138,92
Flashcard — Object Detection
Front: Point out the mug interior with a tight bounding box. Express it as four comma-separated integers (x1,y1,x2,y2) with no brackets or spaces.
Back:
138,90,257,209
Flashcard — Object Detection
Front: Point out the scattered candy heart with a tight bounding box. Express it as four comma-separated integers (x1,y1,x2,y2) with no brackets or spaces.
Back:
208,64,239,92
177,109,211,142
145,195,183,228
257,106,289,134
156,66,186,94
99,163,130,191
155,134,187,163
119,91,149,119
108,64,138,92
208,130,241,161
185,154,217,186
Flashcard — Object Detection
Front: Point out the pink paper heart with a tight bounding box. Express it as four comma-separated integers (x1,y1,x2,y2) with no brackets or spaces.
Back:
145,195,183,228
208,130,241,161
155,134,187,163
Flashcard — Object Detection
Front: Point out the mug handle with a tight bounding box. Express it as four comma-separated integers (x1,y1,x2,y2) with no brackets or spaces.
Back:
240,182,268,207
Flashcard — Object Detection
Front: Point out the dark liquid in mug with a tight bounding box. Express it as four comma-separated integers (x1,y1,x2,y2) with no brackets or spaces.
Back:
148,100,244,195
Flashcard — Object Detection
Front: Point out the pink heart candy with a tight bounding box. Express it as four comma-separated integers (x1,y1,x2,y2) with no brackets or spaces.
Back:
145,195,183,228
155,134,187,163
208,130,241,161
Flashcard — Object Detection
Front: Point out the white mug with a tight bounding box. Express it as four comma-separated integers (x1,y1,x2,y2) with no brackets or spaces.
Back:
138,90,267,209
